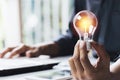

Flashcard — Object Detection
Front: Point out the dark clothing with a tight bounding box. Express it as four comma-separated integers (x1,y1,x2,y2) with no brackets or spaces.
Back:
55,0,120,61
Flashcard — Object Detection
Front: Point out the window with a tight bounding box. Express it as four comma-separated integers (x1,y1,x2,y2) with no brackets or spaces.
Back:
0,0,74,48
21,0,74,45
0,0,21,49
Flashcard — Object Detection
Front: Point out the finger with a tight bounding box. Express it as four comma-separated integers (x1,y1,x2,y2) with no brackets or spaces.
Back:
8,44,31,58
80,41,94,72
25,48,39,57
91,41,110,61
0,47,15,58
91,41,110,69
73,40,84,73
69,57,77,79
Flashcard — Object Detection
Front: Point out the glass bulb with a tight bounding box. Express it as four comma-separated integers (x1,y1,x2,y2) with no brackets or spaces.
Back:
73,10,98,50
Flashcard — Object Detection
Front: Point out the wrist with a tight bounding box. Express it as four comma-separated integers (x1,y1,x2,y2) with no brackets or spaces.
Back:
34,42,60,57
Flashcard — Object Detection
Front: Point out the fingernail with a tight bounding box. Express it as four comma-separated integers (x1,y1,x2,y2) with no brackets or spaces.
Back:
0,55,2,58
76,40,80,45
80,40,85,48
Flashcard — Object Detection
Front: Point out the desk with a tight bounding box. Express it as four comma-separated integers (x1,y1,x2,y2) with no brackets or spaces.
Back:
0,56,72,80
0,55,98,80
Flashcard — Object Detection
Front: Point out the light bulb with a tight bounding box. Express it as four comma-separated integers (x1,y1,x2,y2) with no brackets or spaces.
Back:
73,10,98,50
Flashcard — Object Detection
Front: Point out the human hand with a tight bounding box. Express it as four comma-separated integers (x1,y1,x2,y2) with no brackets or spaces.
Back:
0,44,40,58
69,40,111,80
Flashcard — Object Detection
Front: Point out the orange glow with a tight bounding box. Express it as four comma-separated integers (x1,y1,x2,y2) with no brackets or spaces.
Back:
74,10,98,35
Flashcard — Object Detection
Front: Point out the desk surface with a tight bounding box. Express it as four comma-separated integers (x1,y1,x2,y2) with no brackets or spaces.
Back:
0,56,72,80
0,55,98,80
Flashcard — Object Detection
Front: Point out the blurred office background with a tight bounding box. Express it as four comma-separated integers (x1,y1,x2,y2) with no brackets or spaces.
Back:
0,0,74,49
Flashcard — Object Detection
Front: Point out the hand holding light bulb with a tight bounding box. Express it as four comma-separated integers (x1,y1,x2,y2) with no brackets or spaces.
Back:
73,10,98,50
69,11,111,80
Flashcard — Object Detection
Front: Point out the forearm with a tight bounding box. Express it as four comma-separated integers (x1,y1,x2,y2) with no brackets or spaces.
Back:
35,42,60,57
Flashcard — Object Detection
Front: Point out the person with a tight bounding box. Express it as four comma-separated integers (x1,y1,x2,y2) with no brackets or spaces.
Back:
1,0,120,79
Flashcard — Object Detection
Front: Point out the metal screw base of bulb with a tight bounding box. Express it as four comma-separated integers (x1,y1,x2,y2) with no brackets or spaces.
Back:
86,39,93,51
80,39,93,51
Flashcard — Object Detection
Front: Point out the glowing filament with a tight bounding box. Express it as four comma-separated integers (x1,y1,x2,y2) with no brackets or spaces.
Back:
73,10,98,38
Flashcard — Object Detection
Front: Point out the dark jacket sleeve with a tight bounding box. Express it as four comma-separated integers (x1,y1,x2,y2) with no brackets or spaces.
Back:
54,29,78,56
